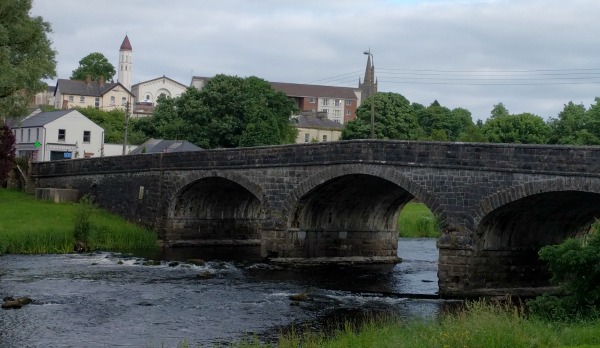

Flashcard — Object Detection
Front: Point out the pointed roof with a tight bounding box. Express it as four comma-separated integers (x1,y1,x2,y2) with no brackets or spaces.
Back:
120,35,132,51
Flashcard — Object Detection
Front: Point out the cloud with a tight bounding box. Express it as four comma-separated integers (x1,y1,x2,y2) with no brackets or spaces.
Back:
32,0,600,120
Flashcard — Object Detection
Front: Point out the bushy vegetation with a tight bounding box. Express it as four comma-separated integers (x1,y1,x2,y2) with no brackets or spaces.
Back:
527,223,600,321
0,189,156,254
397,202,440,238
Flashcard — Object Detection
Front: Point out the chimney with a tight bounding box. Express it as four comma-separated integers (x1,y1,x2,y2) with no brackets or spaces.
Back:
99,75,105,86
86,75,92,85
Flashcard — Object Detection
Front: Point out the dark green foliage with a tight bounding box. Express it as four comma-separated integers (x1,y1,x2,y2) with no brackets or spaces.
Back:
528,224,600,320
482,112,551,144
74,194,96,243
342,92,423,140
132,75,298,148
0,123,16,187
70,52,116,82
548,101,600,145
0,0,56,117
76,107,146,145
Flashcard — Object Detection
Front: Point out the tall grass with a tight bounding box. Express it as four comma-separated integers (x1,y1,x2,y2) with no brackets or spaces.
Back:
0,189,156,254
398,202,440,238
229,301,600,348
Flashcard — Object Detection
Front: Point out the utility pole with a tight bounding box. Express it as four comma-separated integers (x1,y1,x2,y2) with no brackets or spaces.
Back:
122,101,130,155
363,50,375,139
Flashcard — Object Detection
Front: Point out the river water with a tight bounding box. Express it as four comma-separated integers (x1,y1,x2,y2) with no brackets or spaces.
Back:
0,238,441,347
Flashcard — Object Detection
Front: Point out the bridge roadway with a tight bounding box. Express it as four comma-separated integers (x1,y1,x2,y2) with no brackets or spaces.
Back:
31,140,600,296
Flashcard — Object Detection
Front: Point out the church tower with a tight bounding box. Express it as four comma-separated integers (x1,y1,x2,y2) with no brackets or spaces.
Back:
118,35,132,91
359,50,377,102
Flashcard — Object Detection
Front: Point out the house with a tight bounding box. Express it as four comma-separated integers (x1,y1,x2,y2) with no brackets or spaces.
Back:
31,85,55,107
292,111,344,143
270,82,361,124
8,110,104,161
53,77,134,111
190,76,362,124
131,75,187,118
129,138,202,154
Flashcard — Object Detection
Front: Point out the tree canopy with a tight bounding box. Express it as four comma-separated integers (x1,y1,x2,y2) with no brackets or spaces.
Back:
342,92,422,140
0,0,56,117
132,75,298,148
76,107,146,145
0,123,16,187
483,112,551,144
70,52,116,82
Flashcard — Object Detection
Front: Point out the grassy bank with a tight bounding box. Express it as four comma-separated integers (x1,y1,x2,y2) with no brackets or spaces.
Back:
227,301,600,348
398,202,440,238
0,189,157,254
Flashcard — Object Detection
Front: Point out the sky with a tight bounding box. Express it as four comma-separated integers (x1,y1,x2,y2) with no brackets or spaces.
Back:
30,0,600,121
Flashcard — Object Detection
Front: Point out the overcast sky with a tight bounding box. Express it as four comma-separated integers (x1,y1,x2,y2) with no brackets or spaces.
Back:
31,0,600,121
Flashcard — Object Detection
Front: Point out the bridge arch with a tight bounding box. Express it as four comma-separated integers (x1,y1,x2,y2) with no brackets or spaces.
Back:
276,164,445,260
164,172,266,246
472,177,600,289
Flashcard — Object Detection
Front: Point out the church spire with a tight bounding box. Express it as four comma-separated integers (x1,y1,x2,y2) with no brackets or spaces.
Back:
358,49,377,102
118,35,132,91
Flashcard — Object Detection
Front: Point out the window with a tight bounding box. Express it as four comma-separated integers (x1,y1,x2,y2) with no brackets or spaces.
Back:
20,129,23,141
346,99,352,106
346,110,351,115
321,108,329,114
322,135,328,142
334,119,340,123
304,133,310,143
68,96,74,102
333,110,341,117
36,128,39,141
322,98,329,106
110,96,115,105
58,129,66,141
122,97,127,105
335,99,341,107
83,131,91,143
146,94,150,101
79,96,85,103
27,129,31,142
95,97,100,108
309,97,315,103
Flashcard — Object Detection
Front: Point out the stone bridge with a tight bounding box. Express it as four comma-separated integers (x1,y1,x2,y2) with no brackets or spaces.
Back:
30,140,600,296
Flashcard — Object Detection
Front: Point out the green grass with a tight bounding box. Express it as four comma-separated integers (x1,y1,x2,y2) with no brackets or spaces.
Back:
398,202,440,238
0,189,157,254
226,301,600,348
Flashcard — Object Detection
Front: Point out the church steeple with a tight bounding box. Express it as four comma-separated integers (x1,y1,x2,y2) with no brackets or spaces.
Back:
118,35,132,91
359,50,377,103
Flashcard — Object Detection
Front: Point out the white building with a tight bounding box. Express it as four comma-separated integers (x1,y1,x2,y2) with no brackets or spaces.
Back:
131,76,188,118
10,110,104,161
118,35,132,91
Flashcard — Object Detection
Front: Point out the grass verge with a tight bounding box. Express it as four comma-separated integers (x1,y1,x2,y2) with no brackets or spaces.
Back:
0,189,156,254
398,202,440,238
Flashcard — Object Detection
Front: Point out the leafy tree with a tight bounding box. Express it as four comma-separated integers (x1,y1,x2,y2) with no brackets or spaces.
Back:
71,52,116,82
133,75,298,148
0,123,16,187
528,224,600,320
547,102,599,145
490,103,510,119
482,112,550,144
457,124,487,142
76,107,146,145
0,0,56,117
342,92,422,140
416,101,474,141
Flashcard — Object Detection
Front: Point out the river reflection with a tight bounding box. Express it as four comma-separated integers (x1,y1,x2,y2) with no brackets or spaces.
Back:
0,238,441,347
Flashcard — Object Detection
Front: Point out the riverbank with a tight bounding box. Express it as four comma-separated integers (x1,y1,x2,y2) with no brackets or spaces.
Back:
0,189,156,254
398,202,440,238
229,300,600,348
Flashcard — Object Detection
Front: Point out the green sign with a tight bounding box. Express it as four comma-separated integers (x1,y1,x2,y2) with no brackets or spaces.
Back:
34,141,41,148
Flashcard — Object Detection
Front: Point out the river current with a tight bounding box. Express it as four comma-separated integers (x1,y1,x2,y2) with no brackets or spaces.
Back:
0,238,440,347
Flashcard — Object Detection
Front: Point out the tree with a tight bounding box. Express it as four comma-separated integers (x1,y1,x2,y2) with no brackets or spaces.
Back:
133,75,298,148
490,103,510,119
71,52,116,82
416,101,473,141
483,112,551,144
342,92,422,140
76,107,146,145
0,0,56,117
0,123,16,187
547,102,599,145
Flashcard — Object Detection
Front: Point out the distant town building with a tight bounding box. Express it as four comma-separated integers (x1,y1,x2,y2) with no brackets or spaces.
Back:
291,111,344,143
130,138,202,154
118,35,133,91
53,77,134,111
358,51,378,103
31,85,55,107
7,109,104,161
131,76,188,118
190,76,362,123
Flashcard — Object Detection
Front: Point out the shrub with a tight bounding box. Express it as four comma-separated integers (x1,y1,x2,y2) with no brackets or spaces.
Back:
73,194,96,243
528,222,600,320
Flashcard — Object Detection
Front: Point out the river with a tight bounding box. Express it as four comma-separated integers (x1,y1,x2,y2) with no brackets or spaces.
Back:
0,238,442,347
